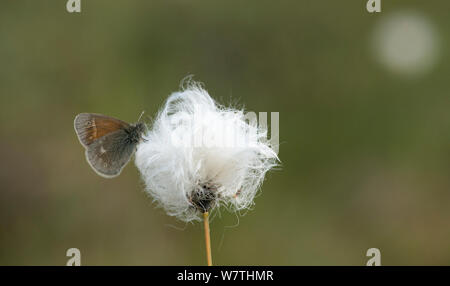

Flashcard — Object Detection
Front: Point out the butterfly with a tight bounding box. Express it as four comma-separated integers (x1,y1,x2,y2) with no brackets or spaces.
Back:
74,113,146,178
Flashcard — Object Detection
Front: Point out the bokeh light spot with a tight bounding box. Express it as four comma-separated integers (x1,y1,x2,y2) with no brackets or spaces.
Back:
372,11,440,77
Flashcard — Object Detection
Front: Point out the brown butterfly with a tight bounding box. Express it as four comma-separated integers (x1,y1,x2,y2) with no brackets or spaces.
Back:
74,113,146,178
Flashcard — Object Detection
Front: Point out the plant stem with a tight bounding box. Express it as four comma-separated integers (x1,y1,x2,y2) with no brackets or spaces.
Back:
203,211,212,266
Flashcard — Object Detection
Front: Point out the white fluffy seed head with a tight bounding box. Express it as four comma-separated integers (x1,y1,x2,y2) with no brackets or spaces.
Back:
135,81,279,222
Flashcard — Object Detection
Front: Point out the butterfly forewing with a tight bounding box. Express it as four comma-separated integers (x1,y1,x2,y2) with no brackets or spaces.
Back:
74,113,130,147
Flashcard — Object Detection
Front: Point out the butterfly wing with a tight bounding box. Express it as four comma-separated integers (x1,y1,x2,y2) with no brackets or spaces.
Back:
74,113,130,147
85,129,138,178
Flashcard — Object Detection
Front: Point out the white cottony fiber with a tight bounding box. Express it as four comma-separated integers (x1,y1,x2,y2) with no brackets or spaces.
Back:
135,81,279,222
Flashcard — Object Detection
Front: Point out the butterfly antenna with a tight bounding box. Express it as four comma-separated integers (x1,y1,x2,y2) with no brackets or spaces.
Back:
137,110,145,122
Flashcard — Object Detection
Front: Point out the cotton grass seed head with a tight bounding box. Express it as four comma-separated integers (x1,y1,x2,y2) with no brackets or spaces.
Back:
135,81,279,222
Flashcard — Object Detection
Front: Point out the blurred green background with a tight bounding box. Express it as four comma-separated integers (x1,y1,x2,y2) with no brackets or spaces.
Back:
1,0,449,265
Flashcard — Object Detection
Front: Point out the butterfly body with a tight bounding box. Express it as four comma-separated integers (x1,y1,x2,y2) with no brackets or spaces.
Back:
74,113,145,178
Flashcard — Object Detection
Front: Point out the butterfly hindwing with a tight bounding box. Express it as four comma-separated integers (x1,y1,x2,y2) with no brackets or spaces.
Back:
85,129,138,178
